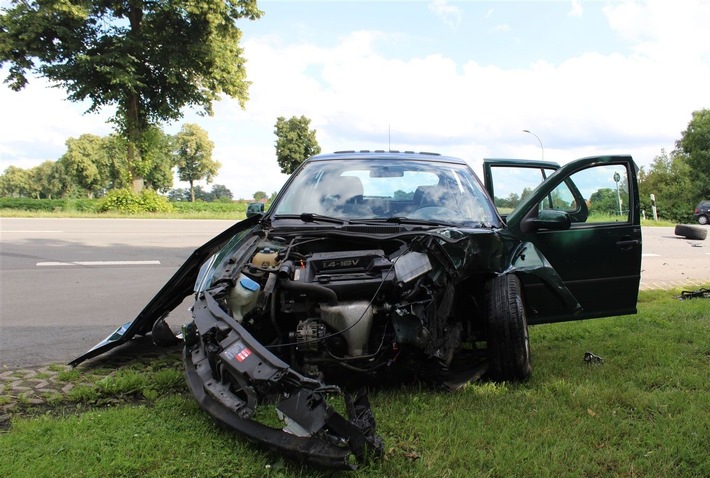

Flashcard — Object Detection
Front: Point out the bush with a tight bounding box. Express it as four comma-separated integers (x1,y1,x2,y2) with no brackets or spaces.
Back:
97,189,173,214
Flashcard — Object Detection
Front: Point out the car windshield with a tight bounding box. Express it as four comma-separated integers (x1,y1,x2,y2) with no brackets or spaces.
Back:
271,158,500,227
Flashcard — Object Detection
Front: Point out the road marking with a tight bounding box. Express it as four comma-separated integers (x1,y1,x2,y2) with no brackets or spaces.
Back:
2,230,64,233
37,260,161,267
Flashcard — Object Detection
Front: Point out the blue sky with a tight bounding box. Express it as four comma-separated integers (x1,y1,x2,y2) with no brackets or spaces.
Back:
2,0,709,199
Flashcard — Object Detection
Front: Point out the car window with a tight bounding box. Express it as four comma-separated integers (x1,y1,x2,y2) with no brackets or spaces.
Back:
487,165,556,215
344,170,439,199
540,163,631,224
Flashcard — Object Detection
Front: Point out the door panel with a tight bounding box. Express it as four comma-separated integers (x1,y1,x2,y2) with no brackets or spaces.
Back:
505,156,642,324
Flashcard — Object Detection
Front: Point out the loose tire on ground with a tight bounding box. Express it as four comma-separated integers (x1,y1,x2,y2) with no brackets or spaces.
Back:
674,224,707,240
484,274,532,382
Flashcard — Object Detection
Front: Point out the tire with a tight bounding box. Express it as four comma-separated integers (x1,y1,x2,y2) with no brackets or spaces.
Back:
674,224,708,241
484,274,532,382
698,215,708,225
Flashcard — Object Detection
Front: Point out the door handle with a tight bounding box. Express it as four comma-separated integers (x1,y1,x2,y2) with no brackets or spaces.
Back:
616,238,640,250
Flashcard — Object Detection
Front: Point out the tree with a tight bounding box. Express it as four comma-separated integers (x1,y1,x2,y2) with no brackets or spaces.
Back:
676,108,710,199
588,188,619,216
30,161,65,199
173,123,219,202
211,184,233,201
638,149,694,222
139,127,175,193
1,0,262,191
274,116,321,174
0,165,31,197
253,190,267,201
57,134,110,198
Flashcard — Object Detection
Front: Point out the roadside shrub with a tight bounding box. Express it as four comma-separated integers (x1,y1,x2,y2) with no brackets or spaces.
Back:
138,189,173,213
97,189,173,214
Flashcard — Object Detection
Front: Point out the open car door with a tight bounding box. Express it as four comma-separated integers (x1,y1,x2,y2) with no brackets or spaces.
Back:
497,155,642,325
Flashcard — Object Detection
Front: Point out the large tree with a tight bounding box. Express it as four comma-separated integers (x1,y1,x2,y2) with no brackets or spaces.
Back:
274,115,321,174
0,0,262,191
638,149,695,222
173,123,219,202
675,108,710,199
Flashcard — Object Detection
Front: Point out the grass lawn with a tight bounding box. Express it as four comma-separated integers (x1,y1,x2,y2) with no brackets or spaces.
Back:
1,289,709,478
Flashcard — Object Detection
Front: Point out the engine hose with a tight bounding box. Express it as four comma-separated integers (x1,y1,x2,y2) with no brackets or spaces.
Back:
278,277,338,306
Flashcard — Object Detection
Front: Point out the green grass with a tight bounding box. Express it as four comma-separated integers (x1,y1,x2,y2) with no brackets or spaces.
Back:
1,288,709,477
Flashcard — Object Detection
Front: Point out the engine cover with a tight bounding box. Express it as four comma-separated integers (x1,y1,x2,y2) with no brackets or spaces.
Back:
295,249,396,300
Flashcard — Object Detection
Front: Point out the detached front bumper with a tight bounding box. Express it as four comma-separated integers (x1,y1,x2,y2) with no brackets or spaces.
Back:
183,290,383,470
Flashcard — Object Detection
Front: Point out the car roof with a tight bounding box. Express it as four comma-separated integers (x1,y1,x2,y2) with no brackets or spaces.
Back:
306,150,468,165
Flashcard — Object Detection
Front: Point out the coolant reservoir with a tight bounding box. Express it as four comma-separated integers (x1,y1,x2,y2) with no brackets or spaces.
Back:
252,248,279,268
229,274,260,322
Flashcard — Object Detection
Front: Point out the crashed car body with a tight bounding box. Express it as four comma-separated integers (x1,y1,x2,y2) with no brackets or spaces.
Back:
72,151,642,468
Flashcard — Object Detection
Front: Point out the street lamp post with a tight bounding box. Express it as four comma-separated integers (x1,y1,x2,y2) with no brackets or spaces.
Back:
523,129,544,161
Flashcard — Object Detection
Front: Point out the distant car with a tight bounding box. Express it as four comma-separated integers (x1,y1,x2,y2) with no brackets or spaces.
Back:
72,151,642,469
694,200,710,225
246,201,265,217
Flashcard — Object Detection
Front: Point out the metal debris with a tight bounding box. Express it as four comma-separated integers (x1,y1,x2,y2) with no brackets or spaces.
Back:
678,288,710,300
584,351,604,364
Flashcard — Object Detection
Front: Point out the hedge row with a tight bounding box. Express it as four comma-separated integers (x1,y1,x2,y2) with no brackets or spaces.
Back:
0,197,255,214
0,197,98,212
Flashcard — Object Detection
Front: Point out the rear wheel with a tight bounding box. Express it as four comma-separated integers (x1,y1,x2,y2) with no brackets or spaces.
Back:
698,215,708,225
485,274,531,382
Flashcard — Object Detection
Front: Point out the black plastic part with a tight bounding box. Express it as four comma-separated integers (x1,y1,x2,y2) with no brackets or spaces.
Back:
183,348,358,470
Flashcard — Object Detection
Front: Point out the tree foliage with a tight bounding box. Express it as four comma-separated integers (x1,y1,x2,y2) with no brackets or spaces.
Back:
57,134,110,198
167,184,233,202
0,165,31,197
173,123,219,202
0,0,262,189
675,108,710,199
638,149,695,222
274,116,321,174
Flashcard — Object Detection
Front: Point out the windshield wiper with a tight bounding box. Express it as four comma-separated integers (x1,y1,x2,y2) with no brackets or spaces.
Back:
382,217,456,227
272,213,347,225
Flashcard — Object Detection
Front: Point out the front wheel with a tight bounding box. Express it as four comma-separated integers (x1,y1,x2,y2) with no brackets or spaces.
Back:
485,274,531,382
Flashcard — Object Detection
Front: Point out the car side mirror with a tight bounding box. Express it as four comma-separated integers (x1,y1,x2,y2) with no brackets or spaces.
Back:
246,202,265,218
523,209,572,232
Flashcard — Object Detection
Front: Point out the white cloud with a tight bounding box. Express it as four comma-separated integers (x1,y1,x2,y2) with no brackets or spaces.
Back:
603,0,710,61
569,0,583,17
428,0,462,28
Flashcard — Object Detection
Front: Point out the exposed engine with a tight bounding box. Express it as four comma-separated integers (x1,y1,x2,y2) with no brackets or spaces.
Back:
206,232,482,384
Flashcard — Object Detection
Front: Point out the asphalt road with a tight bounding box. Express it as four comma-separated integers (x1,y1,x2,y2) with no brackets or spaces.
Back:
1,218,235,369
1,218,708,369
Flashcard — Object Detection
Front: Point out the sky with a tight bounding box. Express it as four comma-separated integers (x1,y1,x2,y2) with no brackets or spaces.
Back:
1,0,709,200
